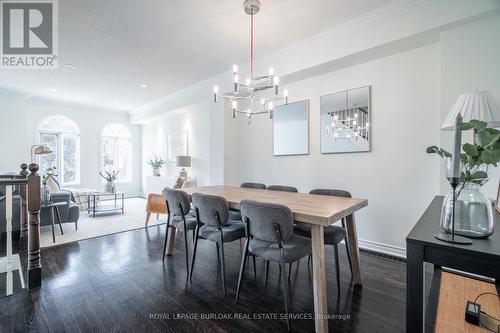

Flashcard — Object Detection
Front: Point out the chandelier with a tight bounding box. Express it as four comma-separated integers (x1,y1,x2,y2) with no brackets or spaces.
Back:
212,0,288,124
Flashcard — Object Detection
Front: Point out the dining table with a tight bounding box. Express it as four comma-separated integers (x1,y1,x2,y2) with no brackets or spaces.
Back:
174,185,368,333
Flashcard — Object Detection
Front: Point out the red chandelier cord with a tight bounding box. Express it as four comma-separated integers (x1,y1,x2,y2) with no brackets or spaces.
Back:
250,12,254,79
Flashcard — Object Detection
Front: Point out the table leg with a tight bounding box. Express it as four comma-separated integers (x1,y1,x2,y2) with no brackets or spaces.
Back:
345,214,363,285
165,227,176,255
50,207,55,243
311,224,328,333
406,242,425,333
93,195,96,218
55,206,64,235
122,193,124,214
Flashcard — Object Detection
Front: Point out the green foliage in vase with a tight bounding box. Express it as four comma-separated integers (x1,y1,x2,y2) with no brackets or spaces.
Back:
147,156,167,169
41,167,57,185
426,119,500,187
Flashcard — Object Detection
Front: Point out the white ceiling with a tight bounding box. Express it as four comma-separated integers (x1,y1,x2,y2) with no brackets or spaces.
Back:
0,0,392,112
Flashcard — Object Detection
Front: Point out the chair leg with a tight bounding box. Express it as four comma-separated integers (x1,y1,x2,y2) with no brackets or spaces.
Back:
183,222,190,281
333,244,341,294
235,238,250,304
252,254,257,279
192,229,195,243
216,242,220,262
189,226,200,283
145,212,151,226
281,259,291,331
341,219,353,277
219,236,227,296
162,216,171,261
265,260,270,287
288,262,292,279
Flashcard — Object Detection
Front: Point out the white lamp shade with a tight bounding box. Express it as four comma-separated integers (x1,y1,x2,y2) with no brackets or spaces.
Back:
176,155,191,168
441,91,500,130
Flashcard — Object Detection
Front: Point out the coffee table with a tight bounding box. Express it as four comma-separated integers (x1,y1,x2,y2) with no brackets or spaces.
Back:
40,201,66,243
85,192,125,218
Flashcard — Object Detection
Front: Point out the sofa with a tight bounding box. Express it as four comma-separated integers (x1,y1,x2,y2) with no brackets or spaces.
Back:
40,190,80,230
0,183,80,233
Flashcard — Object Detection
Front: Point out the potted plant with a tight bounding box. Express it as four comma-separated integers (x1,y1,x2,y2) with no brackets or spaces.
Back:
427,119,500,237
41,166,57,204
100,170,119,193
148,156,166,177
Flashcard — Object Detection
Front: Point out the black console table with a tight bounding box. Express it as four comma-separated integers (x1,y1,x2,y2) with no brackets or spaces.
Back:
406,196,500,333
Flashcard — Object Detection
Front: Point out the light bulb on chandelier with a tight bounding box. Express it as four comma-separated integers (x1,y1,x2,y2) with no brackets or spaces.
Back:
211,0,289,123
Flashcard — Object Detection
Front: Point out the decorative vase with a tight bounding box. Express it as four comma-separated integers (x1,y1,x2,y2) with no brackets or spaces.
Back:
153,168,161,177
440,183,494,238
105,180,115,193
41,183,51,204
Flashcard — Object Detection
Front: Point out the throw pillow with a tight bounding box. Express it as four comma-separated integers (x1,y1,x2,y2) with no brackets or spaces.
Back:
46,177,60,193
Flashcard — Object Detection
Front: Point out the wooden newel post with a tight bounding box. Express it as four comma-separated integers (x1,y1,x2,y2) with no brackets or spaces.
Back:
27,163,41,289
19,163,29,241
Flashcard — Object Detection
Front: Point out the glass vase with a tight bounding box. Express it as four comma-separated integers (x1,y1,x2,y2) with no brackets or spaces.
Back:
440,183,494,238
41,184,51,204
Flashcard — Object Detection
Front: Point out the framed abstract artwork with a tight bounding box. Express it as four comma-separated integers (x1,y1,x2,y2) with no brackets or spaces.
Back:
167,129,188,162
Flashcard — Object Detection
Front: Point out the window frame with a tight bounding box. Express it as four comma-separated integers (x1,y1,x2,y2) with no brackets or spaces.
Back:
37,116,81,186
100,124,133,184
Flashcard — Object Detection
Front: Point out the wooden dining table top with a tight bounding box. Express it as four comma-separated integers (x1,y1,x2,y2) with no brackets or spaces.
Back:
182,186,368,226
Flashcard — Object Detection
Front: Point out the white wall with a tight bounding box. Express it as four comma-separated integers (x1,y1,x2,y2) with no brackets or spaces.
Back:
131,1,500,257
440,16,500,199
141,101,210,194
0,90,143,196
230,44,441,254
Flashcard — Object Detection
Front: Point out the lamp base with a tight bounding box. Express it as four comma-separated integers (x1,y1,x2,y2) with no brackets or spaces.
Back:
434,232,472,245
179,168,188,178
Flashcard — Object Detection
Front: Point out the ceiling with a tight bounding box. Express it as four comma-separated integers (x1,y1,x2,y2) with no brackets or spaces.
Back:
0,0,393,112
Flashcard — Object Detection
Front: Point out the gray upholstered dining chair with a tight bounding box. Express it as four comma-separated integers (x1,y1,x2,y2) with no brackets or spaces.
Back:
235,200,312,331
267,185,298,192
293,189,354,293
190,193,246,296
162,188,197,280
262,184,298,282
240,182,267,189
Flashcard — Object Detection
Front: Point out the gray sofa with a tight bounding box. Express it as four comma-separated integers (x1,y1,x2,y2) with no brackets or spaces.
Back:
0,184,80,233
40,190,80,230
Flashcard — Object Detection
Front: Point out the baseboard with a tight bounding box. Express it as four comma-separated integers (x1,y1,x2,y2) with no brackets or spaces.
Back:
358,238,406,259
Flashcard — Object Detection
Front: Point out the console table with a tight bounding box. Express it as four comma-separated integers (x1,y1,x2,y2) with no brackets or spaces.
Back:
406,196,500,333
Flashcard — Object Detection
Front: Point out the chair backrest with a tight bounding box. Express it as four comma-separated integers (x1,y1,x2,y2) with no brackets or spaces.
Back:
240,200,294,242
267,185,298,193
240,182,267,190
162,188,191,217
192,193,229,227
309,189,352,198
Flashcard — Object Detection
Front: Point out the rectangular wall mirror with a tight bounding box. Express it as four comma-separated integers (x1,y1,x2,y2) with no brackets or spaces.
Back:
273,99,309,156
320,86,371,154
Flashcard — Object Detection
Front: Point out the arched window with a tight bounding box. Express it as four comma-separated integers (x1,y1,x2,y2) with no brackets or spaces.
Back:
101,124,133,183
38,116,80,185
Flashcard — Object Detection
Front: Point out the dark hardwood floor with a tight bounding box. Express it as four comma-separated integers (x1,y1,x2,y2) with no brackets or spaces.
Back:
0,225,411,332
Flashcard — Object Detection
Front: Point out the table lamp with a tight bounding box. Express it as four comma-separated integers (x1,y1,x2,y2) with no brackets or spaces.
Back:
31,144,53,162
176,155,191,178
441,91,500,142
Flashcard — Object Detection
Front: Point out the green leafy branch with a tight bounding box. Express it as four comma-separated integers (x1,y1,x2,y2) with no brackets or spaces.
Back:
147,156,167,169
426,119,500,194
41,167,57,185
